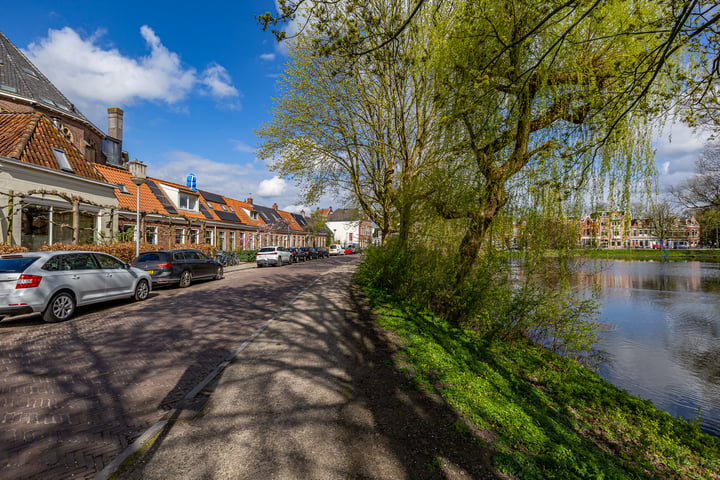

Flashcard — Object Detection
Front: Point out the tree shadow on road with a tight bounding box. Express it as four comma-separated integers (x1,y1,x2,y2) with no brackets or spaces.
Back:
115,264,501,479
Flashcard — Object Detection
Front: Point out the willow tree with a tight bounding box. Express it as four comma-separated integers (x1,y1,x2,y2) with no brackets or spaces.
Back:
424,0,678,283
256,0,439,247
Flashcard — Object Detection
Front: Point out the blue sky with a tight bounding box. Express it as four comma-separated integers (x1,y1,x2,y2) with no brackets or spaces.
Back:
2,1,328,212
2,1,714,213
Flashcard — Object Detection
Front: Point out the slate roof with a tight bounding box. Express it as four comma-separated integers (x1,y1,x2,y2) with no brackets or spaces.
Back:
253,203,285,226
0,31,92,126
327,208,364,222
0,112,103,181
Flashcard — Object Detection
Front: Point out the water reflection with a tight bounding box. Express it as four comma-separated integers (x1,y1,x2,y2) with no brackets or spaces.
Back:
572,260,720,437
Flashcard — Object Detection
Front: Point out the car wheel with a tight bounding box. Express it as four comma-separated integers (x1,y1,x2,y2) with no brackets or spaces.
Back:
43,292,75,323
133,279,150,301
215,265,224,280
179,270,192,288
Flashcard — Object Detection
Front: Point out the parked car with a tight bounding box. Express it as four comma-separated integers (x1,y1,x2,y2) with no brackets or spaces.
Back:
132,248,223,287
307,247,321,259
288,247,306,263
0,251,151,323
329,244,343,256
344,248,353,255
299,247,316,260
256,246,291,267
317,247,330,258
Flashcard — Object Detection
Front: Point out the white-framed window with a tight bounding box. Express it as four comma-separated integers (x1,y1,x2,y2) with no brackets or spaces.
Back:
179,193,198,211
204,230,213,245
175,228,185,244
189,229,200,244
145,226,158,245
229,231,235,250
219,231,226,250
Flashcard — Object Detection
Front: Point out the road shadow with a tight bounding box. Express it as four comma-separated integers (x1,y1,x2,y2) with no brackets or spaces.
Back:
114,263,501,479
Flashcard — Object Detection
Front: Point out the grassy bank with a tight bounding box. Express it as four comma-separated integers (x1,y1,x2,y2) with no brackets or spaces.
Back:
575,248,720,262
364,286,720,479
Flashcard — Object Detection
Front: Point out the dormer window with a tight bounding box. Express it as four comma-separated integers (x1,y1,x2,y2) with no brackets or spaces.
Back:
116,183,130,194
179,192,198,211
250,211,258,220
51,147,73,173
22,67,38,78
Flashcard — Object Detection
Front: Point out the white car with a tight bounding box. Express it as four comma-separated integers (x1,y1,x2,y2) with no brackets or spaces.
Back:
0,251,152,323
256,246,291,267
329,244,344,256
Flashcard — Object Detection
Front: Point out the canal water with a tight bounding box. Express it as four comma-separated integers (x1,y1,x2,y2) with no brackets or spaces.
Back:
574,260,720,437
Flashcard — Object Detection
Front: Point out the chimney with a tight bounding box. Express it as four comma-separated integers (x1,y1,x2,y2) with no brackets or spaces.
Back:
300,209,305,217
108,107,124,141
247,195,253,204
272,203,279,210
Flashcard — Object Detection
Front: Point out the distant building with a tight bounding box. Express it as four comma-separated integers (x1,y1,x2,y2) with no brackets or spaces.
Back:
325,208,373,248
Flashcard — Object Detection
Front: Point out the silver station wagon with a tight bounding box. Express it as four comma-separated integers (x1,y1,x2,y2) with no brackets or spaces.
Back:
0,251,152,323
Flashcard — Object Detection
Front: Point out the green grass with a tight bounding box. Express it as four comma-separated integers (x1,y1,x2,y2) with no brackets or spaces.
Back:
364,286,720,479
575,248,720,262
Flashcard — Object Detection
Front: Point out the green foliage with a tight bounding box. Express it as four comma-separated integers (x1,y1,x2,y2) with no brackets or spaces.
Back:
235,249,258,262
357,240,604,363
363,285,720,479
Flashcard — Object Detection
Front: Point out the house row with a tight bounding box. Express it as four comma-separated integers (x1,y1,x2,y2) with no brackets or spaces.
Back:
0,30,347,252
579,211,700,249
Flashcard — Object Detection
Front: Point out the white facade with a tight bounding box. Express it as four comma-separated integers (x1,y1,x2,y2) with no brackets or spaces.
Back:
1,156,118,248
326,219,373,248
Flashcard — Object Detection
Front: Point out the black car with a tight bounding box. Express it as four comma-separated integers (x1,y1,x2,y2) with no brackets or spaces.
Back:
132,248,223,288
317,247,330,258
288,247,306,263
299,247,315,260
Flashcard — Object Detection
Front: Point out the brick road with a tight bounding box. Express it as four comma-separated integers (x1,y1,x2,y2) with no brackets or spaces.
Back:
0,257,355,479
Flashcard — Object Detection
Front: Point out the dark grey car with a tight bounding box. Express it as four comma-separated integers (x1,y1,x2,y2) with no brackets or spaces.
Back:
132,249,223,288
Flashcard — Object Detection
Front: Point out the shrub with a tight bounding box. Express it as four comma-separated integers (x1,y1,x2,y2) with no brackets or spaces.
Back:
37,242,218,263
235,250,258,262
0,243,29,254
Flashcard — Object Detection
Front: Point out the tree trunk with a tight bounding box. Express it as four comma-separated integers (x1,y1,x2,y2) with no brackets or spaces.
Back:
72,198,80,244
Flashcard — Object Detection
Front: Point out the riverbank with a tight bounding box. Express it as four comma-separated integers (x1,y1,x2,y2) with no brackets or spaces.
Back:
364,286,720,479
574,248,720,262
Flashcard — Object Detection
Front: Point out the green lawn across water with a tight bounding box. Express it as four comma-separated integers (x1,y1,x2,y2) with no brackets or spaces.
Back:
364,286,720,479
575,248,720,262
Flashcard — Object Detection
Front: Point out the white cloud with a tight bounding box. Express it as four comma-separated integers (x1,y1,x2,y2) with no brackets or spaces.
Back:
231,140,255,153
257,176,287,197
200,63,239,98
259,53,276,61
24,26,240,120
653,122,712,192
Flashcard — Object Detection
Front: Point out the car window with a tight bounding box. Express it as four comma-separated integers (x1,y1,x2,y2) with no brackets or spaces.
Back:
173,251,187,261
136,253,164,263
41,256,62,272
195,251,210,260
0,256,39,273
258,247,276,253
183,251,200,260
61,253,98,270
95,254,125,269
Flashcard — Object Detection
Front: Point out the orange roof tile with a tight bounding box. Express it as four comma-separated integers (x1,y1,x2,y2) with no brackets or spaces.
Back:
149,178,219,221
94,164,168,215
0,112,103,181
278,210,304,231
224,197,266,227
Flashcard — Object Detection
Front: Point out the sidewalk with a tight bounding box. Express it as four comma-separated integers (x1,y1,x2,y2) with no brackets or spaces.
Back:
104,262,493,480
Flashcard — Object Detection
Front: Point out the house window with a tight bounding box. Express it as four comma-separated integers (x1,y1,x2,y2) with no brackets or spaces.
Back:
219,231,226,250
175,228,185,244
189,229,200,244
250,211,258,220
204,230,213,244
179,193,198,211
51,147,74,173
145,226,158,245
229,231,235,249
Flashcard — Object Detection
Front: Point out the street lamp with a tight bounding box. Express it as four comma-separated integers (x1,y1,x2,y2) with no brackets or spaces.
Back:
128,159,147,259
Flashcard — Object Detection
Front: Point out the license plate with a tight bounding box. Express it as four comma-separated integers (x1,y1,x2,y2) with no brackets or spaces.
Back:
145,270,154,274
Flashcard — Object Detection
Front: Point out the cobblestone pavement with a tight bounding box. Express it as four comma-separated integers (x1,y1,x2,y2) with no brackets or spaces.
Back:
0,257,356,479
